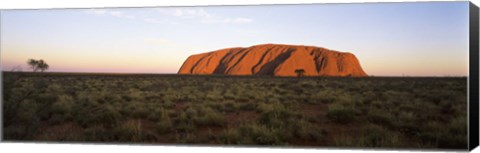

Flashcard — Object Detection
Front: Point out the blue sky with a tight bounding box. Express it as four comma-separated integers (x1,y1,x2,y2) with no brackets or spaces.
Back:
0,1,470,76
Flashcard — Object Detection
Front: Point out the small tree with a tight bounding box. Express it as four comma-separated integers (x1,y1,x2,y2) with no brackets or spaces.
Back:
27,59,39,72
37,59,49,72
294,69,305,77
27,59,49,72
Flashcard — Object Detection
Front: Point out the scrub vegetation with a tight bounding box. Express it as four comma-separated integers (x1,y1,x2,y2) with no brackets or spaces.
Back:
2,72,468,149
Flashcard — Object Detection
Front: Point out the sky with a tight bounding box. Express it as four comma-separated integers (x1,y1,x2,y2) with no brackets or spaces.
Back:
0,2,470,76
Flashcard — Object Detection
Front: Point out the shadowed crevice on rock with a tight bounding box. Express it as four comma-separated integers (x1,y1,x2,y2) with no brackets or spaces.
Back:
225,49,255,74
189,55,210,74
213,51,236,74
216,48,248,74
251,46,275,74
257,48,294,75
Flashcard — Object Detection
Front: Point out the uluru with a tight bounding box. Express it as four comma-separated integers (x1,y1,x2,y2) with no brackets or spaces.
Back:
178,44,368,77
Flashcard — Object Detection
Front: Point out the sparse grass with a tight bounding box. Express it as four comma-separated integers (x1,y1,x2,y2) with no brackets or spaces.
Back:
235,123,285,145
155,108,173,134
292,120,324,141
114,119,148,142
194,107,227,126
216,128,242,144
2,72,468,149
334,124,401,148
326,103,356,124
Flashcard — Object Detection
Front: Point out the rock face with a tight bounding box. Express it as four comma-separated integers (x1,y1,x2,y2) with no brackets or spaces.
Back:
178,44,367,77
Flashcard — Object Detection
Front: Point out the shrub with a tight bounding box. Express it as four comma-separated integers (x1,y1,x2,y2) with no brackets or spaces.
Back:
114,120,143,142
436,116,467,149
359,124,400,147
223,92,236,100
366,109,393,127
73,104,121,128
205,92,222,101
175,132,197,144
15,99,40,123
95,105,122,126
216,128,242,144
194,107,226,126
185,107,198,119
156,119,173,134
175,112,196,132
127,88,143,100
390,111,421,136
418,121,443,147
162,100,175,108
326,104,356,124
147,107,170,121
35,93,58,104
236,97,250,103
129,104,149,118
292,120,324,141
49,95,75,121
239,102,257,111
156,110,173,134
84,125,116,141
205,101,223,111
259,108,294,128
256,102,284,113
222,101,238,112
238,124,284,145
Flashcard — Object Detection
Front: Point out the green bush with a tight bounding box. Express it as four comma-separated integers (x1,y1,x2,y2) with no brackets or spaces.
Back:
175,132,198,144
239,102,257,111
326,104,356,124
175,112,196,132
113,120,156,142
129,104,150,118
366,109,393,127
35,93,58,104
435,116,467,149
84,125,116,141
222,101,238,112
216,128,242,144
238,124,285,145
73,104,121,127
292,120,324,141
359,124,400,147
194,107,226,126
185,107,198,119
259,108,295,128
46,94,75,124
156,110,173,134
147,107,163,121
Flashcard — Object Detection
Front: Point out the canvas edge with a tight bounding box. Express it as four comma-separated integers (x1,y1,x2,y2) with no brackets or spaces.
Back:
469,1,479,151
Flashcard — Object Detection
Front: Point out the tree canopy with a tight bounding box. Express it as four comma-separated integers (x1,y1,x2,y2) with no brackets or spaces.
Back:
27,59,49,72
294,69,305,77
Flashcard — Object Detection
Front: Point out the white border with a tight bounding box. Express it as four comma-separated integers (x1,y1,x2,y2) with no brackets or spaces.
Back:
0,0,478,153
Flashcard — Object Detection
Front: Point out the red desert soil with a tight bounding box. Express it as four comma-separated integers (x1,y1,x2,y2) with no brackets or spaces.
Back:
178,44,367,77
34,122,84,141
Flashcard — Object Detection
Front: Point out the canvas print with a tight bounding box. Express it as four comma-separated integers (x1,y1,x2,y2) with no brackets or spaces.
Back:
1,1,472,150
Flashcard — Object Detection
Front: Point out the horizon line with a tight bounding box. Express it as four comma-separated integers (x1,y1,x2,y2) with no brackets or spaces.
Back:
1,71,469,78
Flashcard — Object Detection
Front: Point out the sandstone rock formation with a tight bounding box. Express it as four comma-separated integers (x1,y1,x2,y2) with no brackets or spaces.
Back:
178,44,367,77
